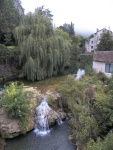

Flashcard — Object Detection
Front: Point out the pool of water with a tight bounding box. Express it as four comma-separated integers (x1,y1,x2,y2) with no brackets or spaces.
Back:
5,120,75,150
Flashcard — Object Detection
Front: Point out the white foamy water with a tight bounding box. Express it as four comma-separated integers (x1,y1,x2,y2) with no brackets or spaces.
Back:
34,95,63,136
76,69,85,80
34,96,51,136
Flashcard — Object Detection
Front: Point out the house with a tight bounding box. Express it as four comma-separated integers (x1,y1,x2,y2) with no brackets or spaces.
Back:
93,51,113,78
85,28,113,52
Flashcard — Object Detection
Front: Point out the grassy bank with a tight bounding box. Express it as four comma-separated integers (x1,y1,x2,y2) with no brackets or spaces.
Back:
14,75,67,93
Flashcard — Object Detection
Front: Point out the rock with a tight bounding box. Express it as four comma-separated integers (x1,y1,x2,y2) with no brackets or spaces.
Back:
48,109,58,126
0,108,21,138
46,90,61,110
69,135,74,141
67,113,73,118
57,109,66,120
45,91,67,123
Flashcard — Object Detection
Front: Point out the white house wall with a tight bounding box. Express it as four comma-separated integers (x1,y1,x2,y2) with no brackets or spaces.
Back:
93,61,112,78
93,61,105,73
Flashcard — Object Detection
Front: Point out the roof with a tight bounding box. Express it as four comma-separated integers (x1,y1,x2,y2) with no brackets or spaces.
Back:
93,51,113,63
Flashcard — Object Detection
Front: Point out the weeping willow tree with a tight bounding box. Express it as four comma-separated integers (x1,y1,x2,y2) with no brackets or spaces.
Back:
14,8,71,81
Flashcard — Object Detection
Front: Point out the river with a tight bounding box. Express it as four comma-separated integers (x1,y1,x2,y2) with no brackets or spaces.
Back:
5,120,75,150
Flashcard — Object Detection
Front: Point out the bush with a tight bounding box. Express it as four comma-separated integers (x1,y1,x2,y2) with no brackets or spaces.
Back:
2,82,30,119
86,133,113,150
97,72,108,83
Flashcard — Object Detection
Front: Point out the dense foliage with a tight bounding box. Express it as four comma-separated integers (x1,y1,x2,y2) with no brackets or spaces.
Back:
57,73,113,150
86,133,113,150
2,82,30,119
14,9,71,81
0,44,20,66
0,0,24,46
58,22,75,36
97,31,113,51
0,0,23,32
58,23,86,73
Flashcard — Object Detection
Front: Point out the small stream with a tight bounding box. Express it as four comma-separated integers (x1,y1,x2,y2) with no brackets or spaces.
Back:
5,120,75,150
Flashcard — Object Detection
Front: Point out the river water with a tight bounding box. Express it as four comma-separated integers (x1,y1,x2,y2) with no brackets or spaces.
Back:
5,120,75,150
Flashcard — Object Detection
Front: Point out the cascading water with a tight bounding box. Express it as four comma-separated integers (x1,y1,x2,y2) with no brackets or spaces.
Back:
76,69,85,80
34,96,50,136
34,95,62,136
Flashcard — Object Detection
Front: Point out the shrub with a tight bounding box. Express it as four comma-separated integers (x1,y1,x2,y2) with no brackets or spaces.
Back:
86,133,113,150
2,82,30,119
97,72,108,83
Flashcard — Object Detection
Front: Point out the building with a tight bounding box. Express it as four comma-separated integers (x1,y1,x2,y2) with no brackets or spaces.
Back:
85,28,113,52
93,51,113,78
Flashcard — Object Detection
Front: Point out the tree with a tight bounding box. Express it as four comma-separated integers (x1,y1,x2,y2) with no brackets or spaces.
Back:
0,0,22,32
14,9,70,81
58,22,75,37
97,31,113,51
0,0,24,45
58,23,86,73
35,6,53,20
55,28,72,46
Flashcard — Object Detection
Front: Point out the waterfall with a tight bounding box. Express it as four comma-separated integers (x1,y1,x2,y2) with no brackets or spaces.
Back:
76,69,85,80
34,95,63,136
34,96,51,136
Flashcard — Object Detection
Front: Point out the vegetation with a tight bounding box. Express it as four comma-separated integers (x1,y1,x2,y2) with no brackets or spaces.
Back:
0,44,20,66
1,1,113,149
0,0,22,32
2,82,30,119
57,73,113,150
86,133,113,150
0,0,24,46
97,31,113,51
14,9,71,81
58,22,75,36
58,23,86,73
0,2,86,80
0,82,31,133
16,75,67,93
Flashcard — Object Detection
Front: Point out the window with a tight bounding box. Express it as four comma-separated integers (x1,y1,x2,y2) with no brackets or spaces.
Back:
105,63,113,73
91,46,93,49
